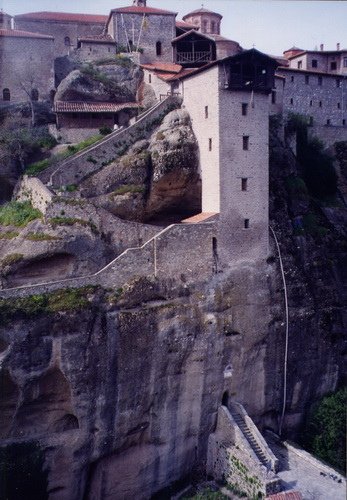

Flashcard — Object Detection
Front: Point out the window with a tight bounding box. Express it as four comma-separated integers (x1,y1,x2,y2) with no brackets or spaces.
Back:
337,102,341,109
310,100,313,106
318,76,322,86
208,138,212,151
305,75,309,84
291,76,294,82
312,59,318,68
344,57,347,68
31,88,39,101
242,136,249,150
241,178,248,191
148,74,151,83
290,98,293,105
64,36,70,47
241,103,248,115
244,219,250,229
330,61,337,71
343,119,346,126
3,88,10,101
49,89,56,102
297,61,302,69
211,21,215,33
319,101,322,108
271,90,276,104
205,105,208,118
326,119,330,125
156,41,162,56
309,116,313,126
336,79,341,88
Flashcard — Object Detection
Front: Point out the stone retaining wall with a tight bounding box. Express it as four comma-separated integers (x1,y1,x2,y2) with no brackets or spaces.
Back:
0,222,215,298
15,175,54,214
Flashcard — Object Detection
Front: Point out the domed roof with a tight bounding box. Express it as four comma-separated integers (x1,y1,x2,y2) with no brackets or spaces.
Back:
183,7,222,20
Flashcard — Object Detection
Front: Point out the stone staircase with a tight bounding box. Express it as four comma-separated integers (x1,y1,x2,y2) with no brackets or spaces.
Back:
229,402,279,472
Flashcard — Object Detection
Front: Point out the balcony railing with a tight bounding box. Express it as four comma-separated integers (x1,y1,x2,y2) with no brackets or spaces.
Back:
176,51,212,63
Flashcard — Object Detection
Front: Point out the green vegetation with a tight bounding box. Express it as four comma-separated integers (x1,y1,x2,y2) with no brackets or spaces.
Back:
0,286,98,324
26,135,103,175
48,217,98,233
285,175,308,200
0,441,48,500
286,113,337,199
0,201,41,227
86,155,97,164
99,126,113,135
0,231,19,239
293,212,329,237
1,253,23,267
300,388,346,472
25,232,60,241
65,184,78,192
156,131,165,141
110,184,145,197
184,488,228,500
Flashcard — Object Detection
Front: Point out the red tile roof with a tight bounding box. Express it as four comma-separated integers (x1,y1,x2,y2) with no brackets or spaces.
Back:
141,62,183,73
0,28,53,39
111,6,177,16
266,491,302,500
14,11,108,24
54,101,139,113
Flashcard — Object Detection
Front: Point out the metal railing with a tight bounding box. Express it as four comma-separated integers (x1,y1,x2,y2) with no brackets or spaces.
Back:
176,51,212,63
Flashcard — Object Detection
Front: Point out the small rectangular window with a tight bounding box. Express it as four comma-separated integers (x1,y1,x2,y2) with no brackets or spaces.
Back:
297,61,302,69
312,59,318,68
242,103,248,116
241,178,248,191
310,100,313,106
344,57,347,68
343,119,346,126
205,106,208,118
271,91,276,104
337,102,341,109
244,218,250,229
336,79,341,88
242,136,249,150
290,98,293,105
319,101,322,108
209,138,212,151
291,75,294,82
305,75,309,84
309,116,313,126
148,74,151,83
318,76,322,86
330,61,337,71
326,119,330,125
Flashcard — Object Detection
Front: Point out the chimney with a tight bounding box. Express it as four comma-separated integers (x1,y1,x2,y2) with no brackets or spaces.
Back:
320,43,324,51
337,42,340,51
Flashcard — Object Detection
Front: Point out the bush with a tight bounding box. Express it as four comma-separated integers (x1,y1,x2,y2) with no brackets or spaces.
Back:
0,201,41,227
99,126,113,136
300,388,346,472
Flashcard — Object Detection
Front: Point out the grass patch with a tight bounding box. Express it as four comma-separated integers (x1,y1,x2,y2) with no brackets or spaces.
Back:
1,253,23,267
25,232,60,241
0,286,98,324
0,231,19,240
110,184,145,197
25,158,50,176
48,217,98,233
0,201,41,227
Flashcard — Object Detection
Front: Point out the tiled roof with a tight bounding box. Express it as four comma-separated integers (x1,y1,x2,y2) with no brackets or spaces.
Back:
183,8,222,19
141,62,183,73
266,490,302,500
78,34,114,43
0,28,53,39
54,101,138,113
14,11,108,24
176,20,197,29
111,6,177,16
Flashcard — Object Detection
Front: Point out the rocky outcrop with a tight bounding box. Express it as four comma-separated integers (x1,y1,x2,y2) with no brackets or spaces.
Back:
80,109,201,222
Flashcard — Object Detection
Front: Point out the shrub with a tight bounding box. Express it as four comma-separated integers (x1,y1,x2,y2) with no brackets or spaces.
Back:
1,253,23,267
0,231,19,239
99,126,113,136
25,158,50,175
25,232,60,241
300,388,346,471
0,201,41,227
110,184,145,197
86,155,97,164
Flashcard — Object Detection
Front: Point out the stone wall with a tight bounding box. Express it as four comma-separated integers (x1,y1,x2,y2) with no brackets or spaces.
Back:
39,96,180,187
143,69,171,100
0,222,215,298
49,125,102,143
74,41,116,62
109,12,176,64
15,175,54,214
207,406,281,498
14,17,106,57
308,124,347,147
0,35,55,103
278,68,347,128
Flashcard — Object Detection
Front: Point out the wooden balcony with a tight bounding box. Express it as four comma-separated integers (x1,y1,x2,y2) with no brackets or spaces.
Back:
176,51,212,64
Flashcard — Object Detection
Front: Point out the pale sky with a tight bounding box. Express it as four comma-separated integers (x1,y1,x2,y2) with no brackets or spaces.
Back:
1,0,346,56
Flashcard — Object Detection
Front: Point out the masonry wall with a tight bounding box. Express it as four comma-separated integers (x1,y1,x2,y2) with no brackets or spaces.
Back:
75,42,116,62
143,69,171,100
182,66,220,212
0,36,55,103
14,18,106,57
270,76,284,116
278,68,347,128
110,13,176,64
15,176,53,214
218,72,270,263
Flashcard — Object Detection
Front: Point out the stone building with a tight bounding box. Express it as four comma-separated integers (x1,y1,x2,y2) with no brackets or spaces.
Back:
284,45,347,75
0,29,55,103
0,11,12,29
14,11,108,57
182,7,222,36
76,34,117,62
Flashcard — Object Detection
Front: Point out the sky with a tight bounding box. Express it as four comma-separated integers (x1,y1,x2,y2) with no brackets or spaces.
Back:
1,0,346,56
